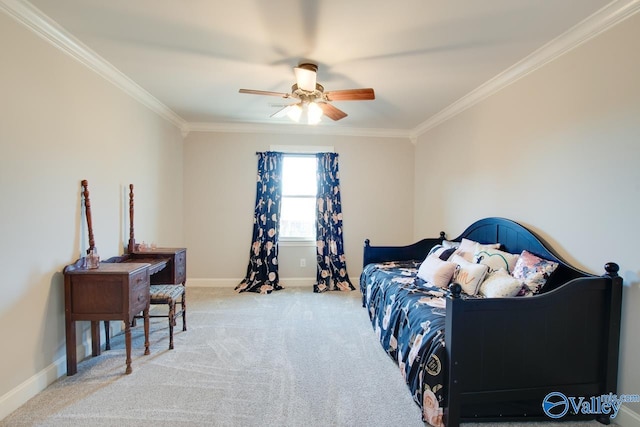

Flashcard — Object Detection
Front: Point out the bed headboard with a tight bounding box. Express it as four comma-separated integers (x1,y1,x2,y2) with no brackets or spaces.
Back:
453,217,590,291
363,217,598,293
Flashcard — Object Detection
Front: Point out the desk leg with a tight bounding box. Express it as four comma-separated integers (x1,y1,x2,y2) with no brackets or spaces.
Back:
91,321,101,356
182,282,187,331
65,315,77,376
124,318,132,374
104,321,111,350
144,307,150,355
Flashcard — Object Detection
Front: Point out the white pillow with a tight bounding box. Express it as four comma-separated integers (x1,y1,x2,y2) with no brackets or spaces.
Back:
442,240,460,249
417,255,457,288
454,238,501,262
479,268,523,298
450,254,489,296
473,243,520,274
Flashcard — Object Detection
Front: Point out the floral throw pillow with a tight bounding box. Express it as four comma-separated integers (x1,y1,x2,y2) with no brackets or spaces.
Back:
512,250,559,296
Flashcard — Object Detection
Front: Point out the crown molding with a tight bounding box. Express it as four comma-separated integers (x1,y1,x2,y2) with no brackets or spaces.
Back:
186,122,411,140
410,0,640,140
4,0,638,142
0,0,407,141
0,0,189,134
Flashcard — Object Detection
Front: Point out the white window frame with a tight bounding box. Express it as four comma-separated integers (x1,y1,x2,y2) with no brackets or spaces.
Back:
271,145,334,247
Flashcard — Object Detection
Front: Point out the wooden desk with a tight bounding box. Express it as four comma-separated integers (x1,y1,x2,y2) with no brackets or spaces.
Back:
63,260,151,375
102,248,186,349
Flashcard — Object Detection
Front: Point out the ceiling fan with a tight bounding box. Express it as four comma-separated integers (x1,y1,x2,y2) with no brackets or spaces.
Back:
239,62,375,124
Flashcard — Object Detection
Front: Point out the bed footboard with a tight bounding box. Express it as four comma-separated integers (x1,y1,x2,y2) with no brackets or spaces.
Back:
444,263,622,426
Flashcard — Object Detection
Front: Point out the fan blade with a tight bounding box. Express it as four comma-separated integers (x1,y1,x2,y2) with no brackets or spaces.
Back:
325,88,375,101
270,104,300,119
318,102,347,121
294,66,317,92
239,89,291,98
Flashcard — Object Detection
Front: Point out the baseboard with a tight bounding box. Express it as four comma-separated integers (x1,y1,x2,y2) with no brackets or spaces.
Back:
0,355,66,420
615,406,640,427
188,277,316,288
0,321,122,421
187,278,239,288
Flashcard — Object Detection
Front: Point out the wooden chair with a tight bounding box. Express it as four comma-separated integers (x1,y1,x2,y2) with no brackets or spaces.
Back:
144,284,185,350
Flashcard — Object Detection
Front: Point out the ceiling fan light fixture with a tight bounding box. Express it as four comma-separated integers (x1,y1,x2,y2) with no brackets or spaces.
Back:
287,104,303,122
307,102,323,125
294,64,317,92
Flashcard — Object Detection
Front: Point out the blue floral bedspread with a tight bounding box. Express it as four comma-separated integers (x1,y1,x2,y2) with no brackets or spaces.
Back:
360,261,448,427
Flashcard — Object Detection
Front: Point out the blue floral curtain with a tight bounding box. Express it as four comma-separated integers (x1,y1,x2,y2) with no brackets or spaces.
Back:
236,152,283,294
314,152,354,292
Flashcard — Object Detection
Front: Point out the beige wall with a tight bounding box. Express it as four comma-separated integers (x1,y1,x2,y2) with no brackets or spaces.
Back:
3,2,639,424
183,132,415,286
0,12,184,417
414,12,640,422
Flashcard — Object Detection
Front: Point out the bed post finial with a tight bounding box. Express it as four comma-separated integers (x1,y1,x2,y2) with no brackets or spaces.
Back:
604,262,619,278
449,283,462,299
364,239,370,248
440,231,446,240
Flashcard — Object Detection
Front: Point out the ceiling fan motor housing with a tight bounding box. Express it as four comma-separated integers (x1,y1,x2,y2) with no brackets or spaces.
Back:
291,83,325,103
297,62,318,73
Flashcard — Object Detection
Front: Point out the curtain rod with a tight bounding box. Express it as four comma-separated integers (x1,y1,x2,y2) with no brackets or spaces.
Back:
255,151,320,156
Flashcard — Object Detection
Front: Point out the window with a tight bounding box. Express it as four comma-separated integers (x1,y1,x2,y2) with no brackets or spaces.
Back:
280,155,316,240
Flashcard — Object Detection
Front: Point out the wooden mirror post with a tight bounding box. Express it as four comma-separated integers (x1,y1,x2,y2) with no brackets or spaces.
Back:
128,184,136,253
81,180,95,255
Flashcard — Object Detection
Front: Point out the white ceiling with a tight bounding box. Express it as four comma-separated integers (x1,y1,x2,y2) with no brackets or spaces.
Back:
5,0,637,137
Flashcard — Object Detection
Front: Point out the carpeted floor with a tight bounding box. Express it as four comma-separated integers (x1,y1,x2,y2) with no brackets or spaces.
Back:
1,287,608,427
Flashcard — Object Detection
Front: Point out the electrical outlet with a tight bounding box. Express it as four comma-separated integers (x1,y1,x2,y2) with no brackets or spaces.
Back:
300,258,306,267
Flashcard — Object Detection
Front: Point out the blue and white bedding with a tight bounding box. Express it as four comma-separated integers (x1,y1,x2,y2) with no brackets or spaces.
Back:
360,261,452,427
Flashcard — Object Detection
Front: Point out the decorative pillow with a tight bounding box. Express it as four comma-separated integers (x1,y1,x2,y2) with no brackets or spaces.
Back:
454,238,501,262
442,240,460,249
427,244,443,257
512,250,559,296
474,244,520,274
450,254,489,296
417,255,458,288
479,268,523,298
427,245,456,261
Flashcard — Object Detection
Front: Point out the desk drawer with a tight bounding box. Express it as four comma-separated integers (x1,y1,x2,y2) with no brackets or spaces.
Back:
130,270,149,312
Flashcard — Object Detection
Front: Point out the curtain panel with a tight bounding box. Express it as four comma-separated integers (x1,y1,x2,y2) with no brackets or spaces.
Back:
314,152,354,292
236,152,283,294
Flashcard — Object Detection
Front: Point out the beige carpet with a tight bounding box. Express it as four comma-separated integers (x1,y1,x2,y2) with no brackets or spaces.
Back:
1,287,607,427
